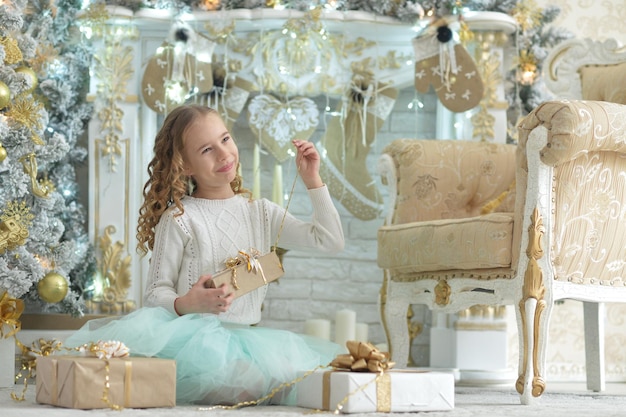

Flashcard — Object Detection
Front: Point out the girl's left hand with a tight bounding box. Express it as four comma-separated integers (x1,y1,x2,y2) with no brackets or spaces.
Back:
293,139,323,189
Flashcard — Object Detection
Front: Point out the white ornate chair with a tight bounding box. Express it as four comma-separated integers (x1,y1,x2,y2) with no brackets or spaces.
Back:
377,38,626,404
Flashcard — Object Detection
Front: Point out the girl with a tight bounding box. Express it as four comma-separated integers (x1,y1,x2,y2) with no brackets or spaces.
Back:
65,104,345,405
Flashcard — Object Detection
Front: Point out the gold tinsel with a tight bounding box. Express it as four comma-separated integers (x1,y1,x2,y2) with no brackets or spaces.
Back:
0,37,23,65
77,2,109,27
512,0,543,33
1,200,34,225
29,42,59,75
458,20,475,46
517,50,538,74
0,200,32,254
5,96,45,145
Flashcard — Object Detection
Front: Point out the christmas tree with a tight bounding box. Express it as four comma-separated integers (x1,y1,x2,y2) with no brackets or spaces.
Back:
508,1,573,115
0,0,95,316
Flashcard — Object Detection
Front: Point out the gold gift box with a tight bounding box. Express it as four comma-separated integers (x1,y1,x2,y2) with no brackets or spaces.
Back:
209,250,284,299
36,356,176,409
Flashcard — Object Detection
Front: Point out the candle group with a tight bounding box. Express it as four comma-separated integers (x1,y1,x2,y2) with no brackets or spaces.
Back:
304,309,369,349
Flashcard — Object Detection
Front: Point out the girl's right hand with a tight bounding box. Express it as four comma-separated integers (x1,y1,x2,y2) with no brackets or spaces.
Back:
174,274,234,315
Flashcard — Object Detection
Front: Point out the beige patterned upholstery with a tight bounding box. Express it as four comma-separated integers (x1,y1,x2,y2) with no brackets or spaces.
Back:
378,140,516,275
377,38,626,405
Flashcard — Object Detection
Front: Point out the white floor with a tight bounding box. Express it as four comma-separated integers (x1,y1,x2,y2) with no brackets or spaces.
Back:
2,381,626,417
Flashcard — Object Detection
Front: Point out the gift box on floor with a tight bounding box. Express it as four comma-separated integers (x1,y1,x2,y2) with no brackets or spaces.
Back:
36,355,176,409
296,369,454,413
0,327,16,388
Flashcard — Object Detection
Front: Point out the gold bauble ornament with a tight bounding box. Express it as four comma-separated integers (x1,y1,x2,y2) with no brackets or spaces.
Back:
0,144,6,163
15,66,38,93
0,81,10,109
37,271,69,303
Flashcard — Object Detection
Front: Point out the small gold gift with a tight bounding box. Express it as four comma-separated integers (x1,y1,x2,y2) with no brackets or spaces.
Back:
208,249,284,299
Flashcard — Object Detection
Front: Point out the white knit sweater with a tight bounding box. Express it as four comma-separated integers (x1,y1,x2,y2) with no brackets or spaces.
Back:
143,185,344,324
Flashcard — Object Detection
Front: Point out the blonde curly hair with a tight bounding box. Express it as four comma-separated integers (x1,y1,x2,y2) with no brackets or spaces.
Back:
136,104,250,256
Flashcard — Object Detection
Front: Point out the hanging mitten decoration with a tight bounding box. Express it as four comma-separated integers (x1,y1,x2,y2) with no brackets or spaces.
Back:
141,22,215,114
319,68,398,220
413,24,484,113
204,62,255,130
248,94,319,205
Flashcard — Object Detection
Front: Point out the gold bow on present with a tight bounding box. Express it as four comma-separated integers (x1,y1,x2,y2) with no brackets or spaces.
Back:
0,290,24,339
330,340,395,373
223,249,268,290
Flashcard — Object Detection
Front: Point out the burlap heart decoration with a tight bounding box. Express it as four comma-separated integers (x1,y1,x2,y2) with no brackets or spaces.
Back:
413,31,484,113
247,94,319,163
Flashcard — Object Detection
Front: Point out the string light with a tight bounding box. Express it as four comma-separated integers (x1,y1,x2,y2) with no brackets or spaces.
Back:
407,98,424,110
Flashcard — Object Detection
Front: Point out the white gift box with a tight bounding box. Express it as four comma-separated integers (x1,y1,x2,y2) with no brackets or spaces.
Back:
296,369,454,413
0,325,16,388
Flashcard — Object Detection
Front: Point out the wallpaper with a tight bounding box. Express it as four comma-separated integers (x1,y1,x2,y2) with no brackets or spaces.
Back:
540,0,626,44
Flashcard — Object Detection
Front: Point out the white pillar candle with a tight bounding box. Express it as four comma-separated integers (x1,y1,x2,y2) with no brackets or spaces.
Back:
355,322,369,343
252,143,261,199
272,163,283,207
304,319,331,340
334,309,356,350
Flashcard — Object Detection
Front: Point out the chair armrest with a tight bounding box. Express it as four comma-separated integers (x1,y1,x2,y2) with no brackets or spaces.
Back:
518,100,626,167
515,100,626,285
378,139,516,225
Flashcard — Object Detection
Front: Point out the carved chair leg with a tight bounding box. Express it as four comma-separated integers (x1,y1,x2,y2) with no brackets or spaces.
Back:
583,301,605,392
384,296,411,368
516,207,548,404
517,296,548,404
380,272,412,368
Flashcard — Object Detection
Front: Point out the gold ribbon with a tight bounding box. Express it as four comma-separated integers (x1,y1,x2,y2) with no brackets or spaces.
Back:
0,290,24,338
51,358,58,405
324,341,395,413
321,370,393,413
46,357,132,410
224,248,268,290
330,340,395,373
239,249,268,284
124,361,132,408
224,256,243,290
12,338,63,401
12,339,128,406
322,370,333,410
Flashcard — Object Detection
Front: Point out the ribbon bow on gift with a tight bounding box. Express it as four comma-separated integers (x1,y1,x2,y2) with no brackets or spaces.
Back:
79,340,130,360
330,340,395,373
224,249,268,290
0,290,24,339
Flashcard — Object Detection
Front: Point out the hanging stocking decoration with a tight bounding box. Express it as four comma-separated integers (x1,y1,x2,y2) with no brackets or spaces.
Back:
413,24,484,113
319,69,398,220
247,94,319,205
204,62,255,131
141,22,215,114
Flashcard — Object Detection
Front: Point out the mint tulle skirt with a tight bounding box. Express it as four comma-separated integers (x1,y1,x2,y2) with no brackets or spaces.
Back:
63,307,341,405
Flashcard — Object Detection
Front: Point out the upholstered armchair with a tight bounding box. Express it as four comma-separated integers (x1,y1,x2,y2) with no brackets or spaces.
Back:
377,38,626,404
377,139,517,363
